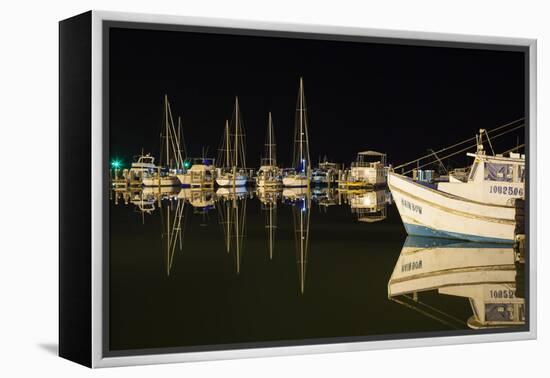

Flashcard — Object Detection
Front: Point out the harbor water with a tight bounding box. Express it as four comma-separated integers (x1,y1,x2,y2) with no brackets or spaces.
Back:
108,187,523,352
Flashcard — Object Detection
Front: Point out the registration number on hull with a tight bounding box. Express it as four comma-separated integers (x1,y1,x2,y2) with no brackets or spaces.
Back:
489,185,524,197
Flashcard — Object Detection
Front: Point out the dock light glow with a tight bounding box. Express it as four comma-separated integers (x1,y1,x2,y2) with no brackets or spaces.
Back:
111,159,122,169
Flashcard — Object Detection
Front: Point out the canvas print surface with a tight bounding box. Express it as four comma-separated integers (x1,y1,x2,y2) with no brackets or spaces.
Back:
107,25,527,354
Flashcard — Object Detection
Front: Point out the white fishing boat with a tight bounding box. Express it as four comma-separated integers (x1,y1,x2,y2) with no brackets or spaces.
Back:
283,77,311,188
216,98,248,187
389,128,525,243
388,237,525,329
339,151,387,188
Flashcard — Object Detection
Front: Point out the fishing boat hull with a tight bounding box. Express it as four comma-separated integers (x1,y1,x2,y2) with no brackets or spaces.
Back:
142,176,181,187
282,175,309,187
388,172,516,243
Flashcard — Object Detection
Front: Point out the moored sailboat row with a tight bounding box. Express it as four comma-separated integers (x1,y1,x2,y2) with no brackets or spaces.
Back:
112,77,382,191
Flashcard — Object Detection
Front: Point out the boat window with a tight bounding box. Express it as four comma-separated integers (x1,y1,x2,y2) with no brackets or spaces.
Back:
484,162,513,182
485,303,514,321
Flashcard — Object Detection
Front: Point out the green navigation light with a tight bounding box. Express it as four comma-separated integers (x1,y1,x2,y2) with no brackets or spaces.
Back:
111,159,122,169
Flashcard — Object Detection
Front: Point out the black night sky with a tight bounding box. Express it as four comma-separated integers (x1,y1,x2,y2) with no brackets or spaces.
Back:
109,27,526,169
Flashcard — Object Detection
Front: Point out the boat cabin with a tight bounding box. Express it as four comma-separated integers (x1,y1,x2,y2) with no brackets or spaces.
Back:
129,154,157,180
349,150,387,185
437,151,525,206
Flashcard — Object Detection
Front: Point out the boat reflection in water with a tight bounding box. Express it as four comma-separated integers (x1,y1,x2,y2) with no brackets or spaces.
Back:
311,187,338,212
215,187,248,274
160,195,186,276
339,189,392,223
291,194,311,295
257,188,281,260
179,188,216,224
111,184,394,292
388,236,525,329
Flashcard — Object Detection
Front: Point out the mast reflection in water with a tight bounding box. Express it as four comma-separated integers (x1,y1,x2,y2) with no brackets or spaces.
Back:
109,186,524,351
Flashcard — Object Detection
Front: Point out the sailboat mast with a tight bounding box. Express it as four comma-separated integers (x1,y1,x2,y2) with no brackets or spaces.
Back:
164,95,170,168
234,97,239,169
235,197,240,274
177,117,182,168
268,112,273,164
300,203,304,293
166,204,171,275
225,120,230,168
299,78,304,171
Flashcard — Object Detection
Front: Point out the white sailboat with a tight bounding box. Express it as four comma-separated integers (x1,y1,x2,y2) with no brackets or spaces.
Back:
216,97,248,187
389,127,525,243
283,77,311,187
388,237,525,329
256,112,282,188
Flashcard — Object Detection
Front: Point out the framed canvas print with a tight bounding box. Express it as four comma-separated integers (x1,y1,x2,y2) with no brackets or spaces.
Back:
59,10,537,368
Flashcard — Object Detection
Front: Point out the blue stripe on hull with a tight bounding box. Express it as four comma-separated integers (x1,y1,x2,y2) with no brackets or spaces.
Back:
403,223,513,244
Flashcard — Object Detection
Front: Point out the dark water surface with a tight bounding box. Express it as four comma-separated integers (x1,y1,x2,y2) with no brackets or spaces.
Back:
109,188,475,351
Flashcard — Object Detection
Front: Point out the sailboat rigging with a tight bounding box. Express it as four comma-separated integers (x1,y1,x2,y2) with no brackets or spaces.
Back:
256,112,282,188
283,77,311,187
216,97,248,187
